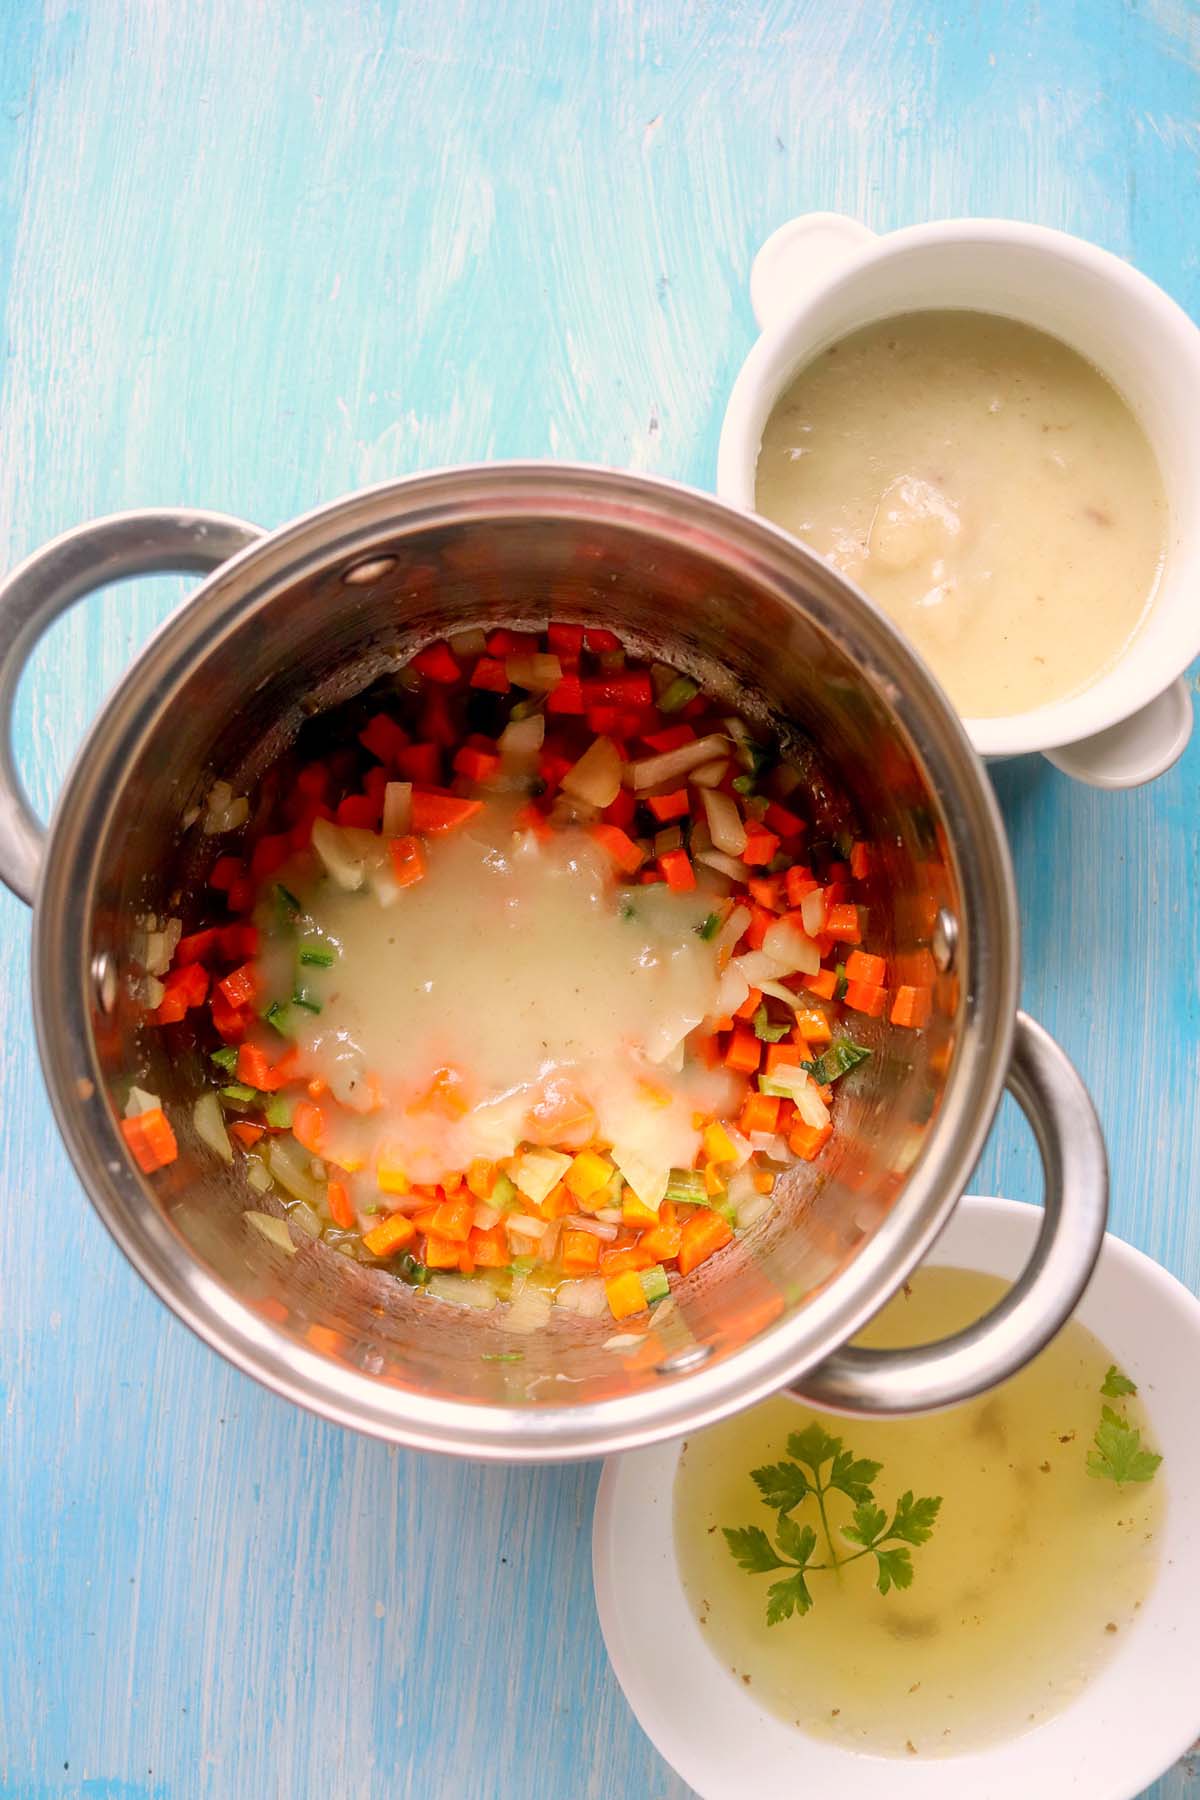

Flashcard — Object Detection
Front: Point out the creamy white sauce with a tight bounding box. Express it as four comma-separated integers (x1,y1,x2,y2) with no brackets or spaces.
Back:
755,311,1167,719
261,806,734,1188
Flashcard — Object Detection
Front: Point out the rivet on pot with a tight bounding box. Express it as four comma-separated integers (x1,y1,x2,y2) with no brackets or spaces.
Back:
342,554,398,586
932,908,958,974
92,950,117,1014
655,1343,713,1377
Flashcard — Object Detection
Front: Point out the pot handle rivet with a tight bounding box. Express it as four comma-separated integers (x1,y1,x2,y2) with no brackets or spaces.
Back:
932,907,958,973
0,508,262,906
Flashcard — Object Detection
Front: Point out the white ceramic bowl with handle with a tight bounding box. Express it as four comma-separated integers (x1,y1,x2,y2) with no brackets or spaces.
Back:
593,1195,1200,1799
717,214,1200,789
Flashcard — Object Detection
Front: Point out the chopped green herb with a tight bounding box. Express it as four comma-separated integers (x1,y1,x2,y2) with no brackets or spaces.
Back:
1087,1404,1162,1486
481,1350,524,1363
753,1004,790,1044
292,988,322,1014
695,911,722,941
1101,1364,1137,1399
210,1046,238,1071
298,941,335,967
395,1253,430,1289
731,773,756,796
262,1000,291,1033
620,900,638,921
804,1039,872,1084
659,674,699,713
833,962,849,1002
724,1424,940,1624
264,1095,294,1130
220,1082,258,1105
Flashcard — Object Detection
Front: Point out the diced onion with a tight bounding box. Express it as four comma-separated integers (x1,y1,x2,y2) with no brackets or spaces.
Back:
702,788,747,857
565,1214,620,1240
800,888,827,937
506,1213,549,1242
627,734,730,791
695,847,749,883
266,1136,325,1206
203,780,250,835
289,1201,322,1238
382,780,412,837
712,961,750,1022
245,1210,296,1254
124,1085,162,1118
733,949,791,986
762,916,820,976
503,1283,554,1334
505,652,562,692
713,904,751,959
312,818,387,891
428,1272,498,1311
193,1091,233,1164
555,1277,608,1317
245,1160,273,1194
757,977,805,1010
736,1191,772,1229
793,1076,831,1131
449,627,488,658
561,735,621,808
613,1144,669,1208
499,713,545,769
472,1201,502,1232
688,760,729,789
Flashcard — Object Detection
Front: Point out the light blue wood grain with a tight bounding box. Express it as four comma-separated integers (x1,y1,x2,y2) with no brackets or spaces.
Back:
0,3,1196,1795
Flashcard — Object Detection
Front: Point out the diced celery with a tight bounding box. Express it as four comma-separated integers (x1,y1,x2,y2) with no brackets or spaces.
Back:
220,1082,257,1105
752,1004,789,1043
262,1000,291,1033
264,1095,294,1130
210,1046,238,1071
665,1168,706,1204
659,675,699,713
639,1264,670,1305
298,941,335,967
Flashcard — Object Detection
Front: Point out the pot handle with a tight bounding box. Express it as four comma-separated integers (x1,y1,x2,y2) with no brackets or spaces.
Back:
0,508,263,906
791,1011,1108,1415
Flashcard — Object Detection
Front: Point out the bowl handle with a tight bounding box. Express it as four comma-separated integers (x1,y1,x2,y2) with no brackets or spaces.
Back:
749,212,878,332
1042,677,1193,788
791,1012,1108,1415
0,508,262,905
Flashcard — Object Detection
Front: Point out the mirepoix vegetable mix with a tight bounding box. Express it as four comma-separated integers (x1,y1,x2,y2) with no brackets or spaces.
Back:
124,624,935,1328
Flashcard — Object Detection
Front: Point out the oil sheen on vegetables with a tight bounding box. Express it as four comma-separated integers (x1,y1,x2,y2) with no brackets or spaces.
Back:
674,1267,1163,1757
755,312,1167,719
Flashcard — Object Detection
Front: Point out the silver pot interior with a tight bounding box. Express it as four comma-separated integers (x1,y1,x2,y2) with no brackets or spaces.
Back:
60,475,1001,1437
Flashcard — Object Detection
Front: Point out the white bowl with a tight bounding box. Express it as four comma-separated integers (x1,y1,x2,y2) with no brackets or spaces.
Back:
593,1196,1200,1799
717,214,1200,789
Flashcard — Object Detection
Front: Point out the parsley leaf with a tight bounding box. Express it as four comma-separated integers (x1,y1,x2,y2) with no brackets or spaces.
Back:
1101,1364,1138,1399
775,1514,817,1567
874,1545,915,1595
888,1491,943,1545
1087,1405,1163,1486
828,1449,884,1503
751,1460,810,1513
787,1422,843,1474
722,1525,787,1574
841,1500,887,1547
766,1569,814,1624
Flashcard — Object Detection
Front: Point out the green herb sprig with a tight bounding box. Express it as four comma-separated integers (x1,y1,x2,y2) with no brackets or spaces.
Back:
1087,1365,1162,1486
723,1421,942,1624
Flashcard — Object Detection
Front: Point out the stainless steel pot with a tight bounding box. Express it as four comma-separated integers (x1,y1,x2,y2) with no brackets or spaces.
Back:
0,466,1107,1460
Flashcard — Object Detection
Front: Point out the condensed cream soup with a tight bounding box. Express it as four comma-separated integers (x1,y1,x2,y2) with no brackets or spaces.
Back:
755,311,1168,719
260,803,737,1188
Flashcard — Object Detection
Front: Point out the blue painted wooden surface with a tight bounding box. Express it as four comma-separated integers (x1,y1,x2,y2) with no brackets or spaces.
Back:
0,3,1196,1795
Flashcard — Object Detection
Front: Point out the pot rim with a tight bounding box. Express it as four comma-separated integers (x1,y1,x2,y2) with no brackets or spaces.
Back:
30,462,1020,1459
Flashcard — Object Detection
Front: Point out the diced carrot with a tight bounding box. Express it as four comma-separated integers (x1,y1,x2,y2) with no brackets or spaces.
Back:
742,822,780,866
647,789,690,822
845,949,887,987
724,1026,761,1074
785,865,819,906
850,840,871,879
642,723,695,752
363,1214,418,1258
411,641,461,684
639,1220,682,1261
225,877,256,913
163,962,209,1009
584,626,621,652
431,1195,474,1243
584,671,653,707
422,1233,462,1268
538,749,573,791
765,1041,805,1075
327,1179,356,1230
844,979,887,1018
229,1121,265,1149
465,1159,496,1201
788,1120,832,1161
658,847,696,892
545,674,586,714
174,927,218,966
677,1208,733,1276
211,991,251,1042
453,744,501,782
547,621,584,657
602,786,636,830
305,1324,344,1357
232,1043,281,1093
601,1243,655,1275
217,922,259,961
825,903,863,944
561,1227,602,1274
249,833,291,880
590,823,644,874
412,1204,441,1231
740,1091,780,1135
605,1269,649,1320
802,968,837,1000
734,986,762,1021
764,800,806,838
291,1099,327,1151
152,988,188,1026
395,742,441,785
539,1183,573,1221
410,792,483,834
469,655,511,694
744,906,774,951
217,962,256,1009
359,712,410,763
704,1161,727,1197
890,984,933,1028
752,1169,776,1194
208,855,244,892
120,1107,178,1174
388,835,427,885
748,874,786,912
564,1149,612,1202
336,793,380,830
467,1222,510,1268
